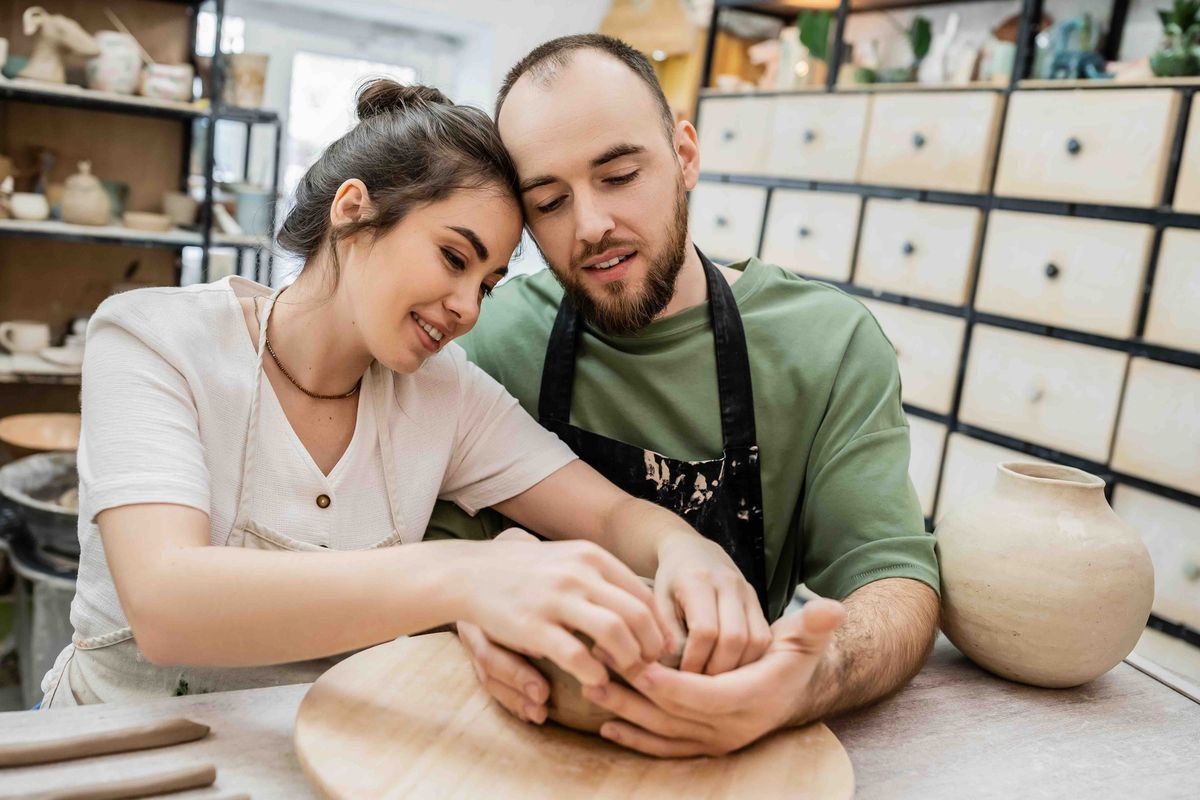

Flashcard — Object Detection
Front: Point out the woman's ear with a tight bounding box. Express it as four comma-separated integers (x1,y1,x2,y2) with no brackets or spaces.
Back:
330,179,372,228
674,120,700,191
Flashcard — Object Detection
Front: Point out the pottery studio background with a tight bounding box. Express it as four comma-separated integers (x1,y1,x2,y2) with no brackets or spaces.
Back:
0,0,1198,710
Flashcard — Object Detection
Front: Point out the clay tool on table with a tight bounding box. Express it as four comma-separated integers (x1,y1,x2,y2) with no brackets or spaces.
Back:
0,718,210,767
15,762,217,800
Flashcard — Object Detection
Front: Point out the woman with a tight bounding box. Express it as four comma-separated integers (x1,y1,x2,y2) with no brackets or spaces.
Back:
41,81,770,709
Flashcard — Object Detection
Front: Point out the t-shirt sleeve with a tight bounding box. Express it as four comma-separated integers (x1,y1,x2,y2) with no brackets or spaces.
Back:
78,302,210,520
799,311,941,600
439,347,577,515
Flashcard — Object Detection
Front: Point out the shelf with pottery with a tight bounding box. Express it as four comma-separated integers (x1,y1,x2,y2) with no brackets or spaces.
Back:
0,351,81,385
1018,76,1200,90
0,217,203,248
0,75,206,120
211,231,272,249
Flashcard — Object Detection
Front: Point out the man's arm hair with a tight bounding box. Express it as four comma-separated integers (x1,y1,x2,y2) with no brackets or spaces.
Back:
789,577,939,725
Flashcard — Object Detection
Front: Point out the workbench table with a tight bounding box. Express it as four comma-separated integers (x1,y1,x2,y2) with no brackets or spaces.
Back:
1,637,1196,799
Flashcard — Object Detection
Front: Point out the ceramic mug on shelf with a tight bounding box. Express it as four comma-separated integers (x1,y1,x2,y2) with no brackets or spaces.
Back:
0,321,52,354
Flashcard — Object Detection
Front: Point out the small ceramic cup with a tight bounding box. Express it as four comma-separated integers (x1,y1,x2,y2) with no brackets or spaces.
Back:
10,193,50,221
0,320,52,354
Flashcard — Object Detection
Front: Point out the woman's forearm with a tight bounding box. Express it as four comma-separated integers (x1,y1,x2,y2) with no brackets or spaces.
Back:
112,514,477,667
495,461,703,579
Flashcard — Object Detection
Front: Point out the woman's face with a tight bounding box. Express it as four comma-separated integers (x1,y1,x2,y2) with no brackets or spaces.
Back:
343,187,522,374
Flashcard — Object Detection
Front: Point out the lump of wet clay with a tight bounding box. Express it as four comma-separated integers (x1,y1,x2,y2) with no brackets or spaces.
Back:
532,633,686,734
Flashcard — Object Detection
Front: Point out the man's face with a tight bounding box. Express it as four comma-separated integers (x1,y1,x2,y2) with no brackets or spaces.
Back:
497,50,697,335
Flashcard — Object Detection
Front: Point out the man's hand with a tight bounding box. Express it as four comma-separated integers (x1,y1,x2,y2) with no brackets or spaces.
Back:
580,598,846,757
653,533,772,674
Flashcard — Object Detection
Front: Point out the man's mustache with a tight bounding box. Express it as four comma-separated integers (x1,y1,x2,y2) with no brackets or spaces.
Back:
571,239,640,271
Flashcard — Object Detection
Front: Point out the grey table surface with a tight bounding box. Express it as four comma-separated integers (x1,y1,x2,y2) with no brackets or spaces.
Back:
0,637,1196,799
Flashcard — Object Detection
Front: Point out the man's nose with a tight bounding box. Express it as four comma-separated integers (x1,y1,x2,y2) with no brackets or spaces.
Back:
573,190,615,245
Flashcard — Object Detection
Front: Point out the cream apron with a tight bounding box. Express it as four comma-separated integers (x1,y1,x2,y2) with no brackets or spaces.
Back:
43,289,408,707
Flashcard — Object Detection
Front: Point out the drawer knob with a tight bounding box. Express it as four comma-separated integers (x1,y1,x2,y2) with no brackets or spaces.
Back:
802,128,817,144
1045,263,1061,279
1184,562,1200,582
715,215,729,228
912,132,926,149
902,241,916,256
722,129,736,142
1066,137,1082,156
1028,386,1046,404
798,226,811,238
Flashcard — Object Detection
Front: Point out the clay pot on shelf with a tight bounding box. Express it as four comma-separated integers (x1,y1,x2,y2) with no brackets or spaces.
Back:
935,462,1154,689
61,162,111,227
86,31,142,94
140,63,194,102
162,190,198,226
222,53,269,108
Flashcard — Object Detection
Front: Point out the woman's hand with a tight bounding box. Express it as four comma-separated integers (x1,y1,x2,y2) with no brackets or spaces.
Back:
653,533,772,675
460,528,676,692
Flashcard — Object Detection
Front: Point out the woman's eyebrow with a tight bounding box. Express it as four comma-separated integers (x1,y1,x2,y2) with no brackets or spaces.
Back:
447,226,489,261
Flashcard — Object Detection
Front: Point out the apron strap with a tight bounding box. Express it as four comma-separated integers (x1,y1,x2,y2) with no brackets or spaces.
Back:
370,363,408,538
232,289,282,529
699,250,758,453
537,296,581,425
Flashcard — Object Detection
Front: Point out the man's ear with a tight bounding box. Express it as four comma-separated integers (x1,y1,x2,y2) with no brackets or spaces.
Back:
330,179,373,228
674,120,700,191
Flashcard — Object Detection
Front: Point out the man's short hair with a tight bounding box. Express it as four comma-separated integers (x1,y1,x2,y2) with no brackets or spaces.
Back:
495,33,675,140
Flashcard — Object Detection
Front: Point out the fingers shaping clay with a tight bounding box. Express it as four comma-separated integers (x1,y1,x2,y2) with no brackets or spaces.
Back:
533,632,687,734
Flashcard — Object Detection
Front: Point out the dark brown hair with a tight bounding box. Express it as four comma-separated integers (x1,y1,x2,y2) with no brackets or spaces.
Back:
277,79,519,279
495,34,675,139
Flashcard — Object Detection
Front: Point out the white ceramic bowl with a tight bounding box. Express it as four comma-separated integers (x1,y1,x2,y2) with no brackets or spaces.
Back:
10,193,50,221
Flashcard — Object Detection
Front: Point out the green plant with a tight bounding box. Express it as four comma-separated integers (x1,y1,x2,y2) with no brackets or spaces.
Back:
1150,0,1200,77
797,10,834,62
908,16,933,63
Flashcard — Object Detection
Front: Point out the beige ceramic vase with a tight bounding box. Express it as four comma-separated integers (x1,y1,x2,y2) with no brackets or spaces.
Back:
935,462,1154,689
61,161,111,227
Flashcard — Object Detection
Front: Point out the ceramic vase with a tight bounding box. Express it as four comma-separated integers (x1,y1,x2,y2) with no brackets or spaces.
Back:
61,162,111,227
935,462,1154,689
86,32,141,94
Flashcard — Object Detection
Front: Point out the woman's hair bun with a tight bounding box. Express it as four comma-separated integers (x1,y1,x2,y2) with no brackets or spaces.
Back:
355,79,451,121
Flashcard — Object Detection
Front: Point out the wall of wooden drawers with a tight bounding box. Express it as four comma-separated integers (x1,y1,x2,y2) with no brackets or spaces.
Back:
692,85,1200,635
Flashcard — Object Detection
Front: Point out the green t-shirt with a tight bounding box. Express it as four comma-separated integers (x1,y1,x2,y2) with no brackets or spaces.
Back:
427,257,940,619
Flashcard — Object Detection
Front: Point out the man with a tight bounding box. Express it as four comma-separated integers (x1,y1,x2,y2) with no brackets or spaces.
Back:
427,34,940,758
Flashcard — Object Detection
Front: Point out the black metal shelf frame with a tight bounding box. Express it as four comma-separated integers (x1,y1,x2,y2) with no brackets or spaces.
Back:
0,0,283,285
699,0,1200,647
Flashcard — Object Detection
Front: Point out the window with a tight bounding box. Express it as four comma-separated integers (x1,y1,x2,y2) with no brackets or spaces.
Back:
281,52,418,200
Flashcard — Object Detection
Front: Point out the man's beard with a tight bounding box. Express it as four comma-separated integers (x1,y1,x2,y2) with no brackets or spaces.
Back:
554,183,689,336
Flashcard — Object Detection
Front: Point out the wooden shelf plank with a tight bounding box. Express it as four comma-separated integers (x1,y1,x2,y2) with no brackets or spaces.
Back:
0,219,203,249
0,76,207,120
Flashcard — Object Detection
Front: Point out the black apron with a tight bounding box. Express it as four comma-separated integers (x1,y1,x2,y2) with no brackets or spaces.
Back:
538,248,769,613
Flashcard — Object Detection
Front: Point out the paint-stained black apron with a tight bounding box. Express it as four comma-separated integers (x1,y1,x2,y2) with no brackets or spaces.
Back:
538,248,769,613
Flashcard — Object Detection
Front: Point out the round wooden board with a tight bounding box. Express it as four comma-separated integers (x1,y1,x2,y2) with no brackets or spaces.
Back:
295,633,854,799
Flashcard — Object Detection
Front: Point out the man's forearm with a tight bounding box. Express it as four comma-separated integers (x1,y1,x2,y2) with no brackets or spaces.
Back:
788,577,939,726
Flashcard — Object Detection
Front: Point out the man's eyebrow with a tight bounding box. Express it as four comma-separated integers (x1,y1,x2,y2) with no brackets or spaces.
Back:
519,175,556,194
592,143,645,168
519,144,647,194
447,226,488,261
